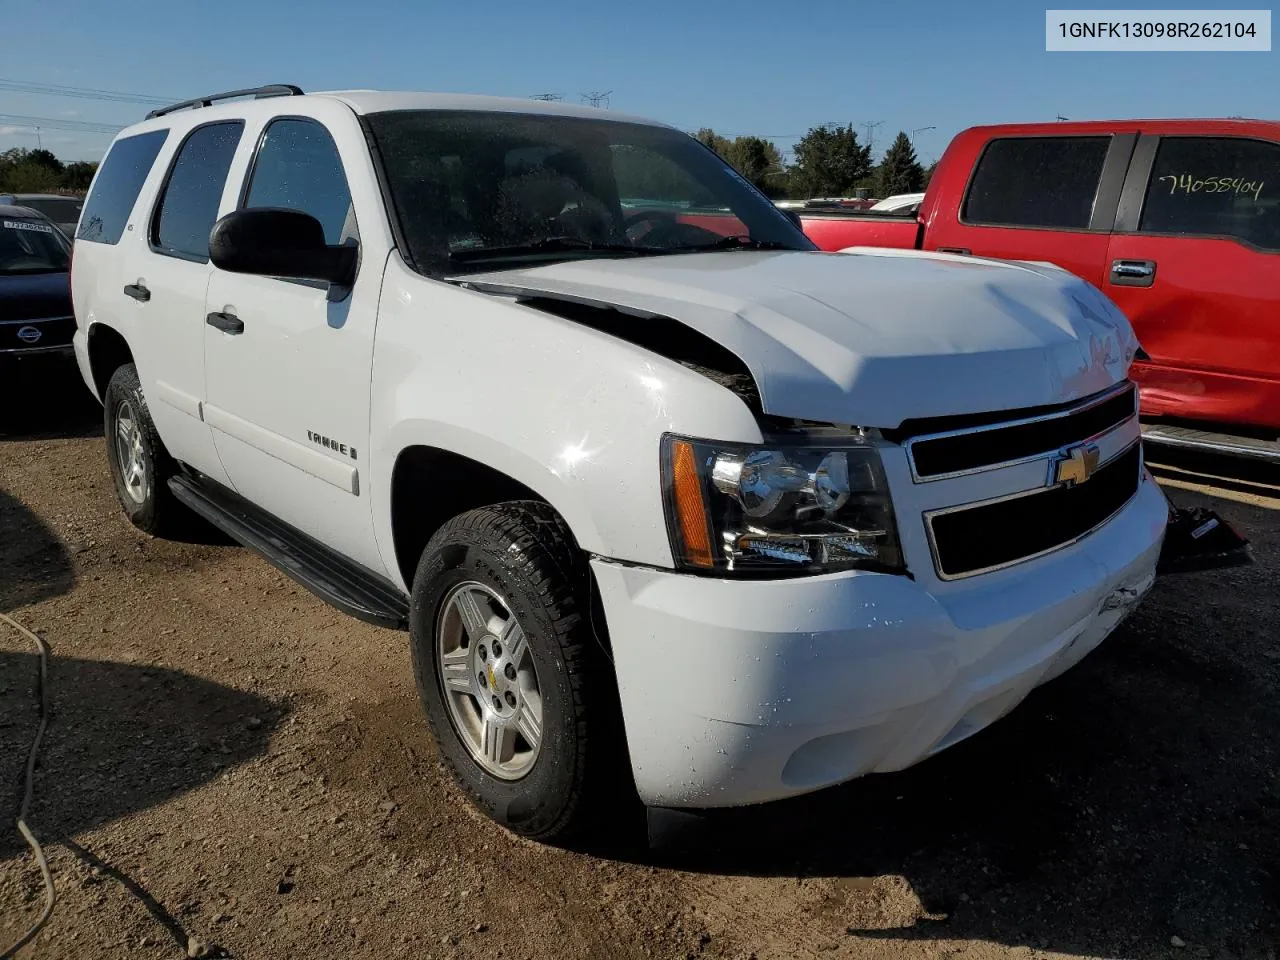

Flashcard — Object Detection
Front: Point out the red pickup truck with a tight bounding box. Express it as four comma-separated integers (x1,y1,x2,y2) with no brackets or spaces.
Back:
799,120,1280,462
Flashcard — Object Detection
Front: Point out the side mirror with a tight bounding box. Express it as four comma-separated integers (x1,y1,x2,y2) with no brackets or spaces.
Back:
209,208,356,286
782,209,803,230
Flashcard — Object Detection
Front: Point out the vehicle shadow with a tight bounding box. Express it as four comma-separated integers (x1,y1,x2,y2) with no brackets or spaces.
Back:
0,356,101,441
638,496,1280,958
0,488,75,612
0,650,285,861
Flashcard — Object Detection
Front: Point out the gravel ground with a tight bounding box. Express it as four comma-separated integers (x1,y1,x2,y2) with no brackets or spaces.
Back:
2,359,1278,960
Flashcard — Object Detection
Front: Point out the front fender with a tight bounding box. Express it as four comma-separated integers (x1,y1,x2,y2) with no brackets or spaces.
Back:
367,255,765,584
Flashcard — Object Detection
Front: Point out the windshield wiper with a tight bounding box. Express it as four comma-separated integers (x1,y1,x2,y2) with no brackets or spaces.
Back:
672,235,795,253
448,236,670,263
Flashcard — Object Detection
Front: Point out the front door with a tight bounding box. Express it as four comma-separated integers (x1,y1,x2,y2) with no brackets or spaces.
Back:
203,111,385,572
1105,134,1280,431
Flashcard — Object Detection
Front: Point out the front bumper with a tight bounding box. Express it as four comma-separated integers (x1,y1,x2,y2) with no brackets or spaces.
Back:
593,471,1168,808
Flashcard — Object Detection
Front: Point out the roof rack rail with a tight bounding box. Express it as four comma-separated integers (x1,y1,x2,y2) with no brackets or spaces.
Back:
146,84,304,120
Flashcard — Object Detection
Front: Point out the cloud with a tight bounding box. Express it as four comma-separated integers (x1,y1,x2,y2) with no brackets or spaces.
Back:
61,109,81,117
0,125,24,135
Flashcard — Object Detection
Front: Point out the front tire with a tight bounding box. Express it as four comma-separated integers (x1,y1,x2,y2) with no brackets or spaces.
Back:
103,363,185,536
409,501,629,843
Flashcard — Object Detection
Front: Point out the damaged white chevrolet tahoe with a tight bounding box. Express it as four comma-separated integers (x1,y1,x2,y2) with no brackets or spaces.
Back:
71,86,1179,842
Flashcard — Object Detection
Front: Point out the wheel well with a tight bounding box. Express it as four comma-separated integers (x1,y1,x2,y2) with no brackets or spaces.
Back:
87,324,133,400
390,446,614,660
390,446,549,588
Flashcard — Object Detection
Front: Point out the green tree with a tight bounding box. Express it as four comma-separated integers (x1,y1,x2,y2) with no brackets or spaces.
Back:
26,148,64,174
693,128,788,197
1,147,77,192
694,128,732,156
2,161,61,192
876,131,925,197
723,136,786,196
61,161,98,191
788,124,872,199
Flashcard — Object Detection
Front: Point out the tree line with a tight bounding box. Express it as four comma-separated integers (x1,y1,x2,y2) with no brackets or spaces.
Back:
695,126,935,200
1,123,933,202
0,148,98,194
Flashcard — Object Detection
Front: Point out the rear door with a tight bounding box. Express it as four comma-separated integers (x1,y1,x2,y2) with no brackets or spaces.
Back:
1105,134,1280,431
925,133,1136,286
129,119,245,482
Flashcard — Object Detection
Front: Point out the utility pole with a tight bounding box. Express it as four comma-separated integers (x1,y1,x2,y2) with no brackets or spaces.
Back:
34,125,42,150
580,91,612,109
910,125,935,147
863,120,884,154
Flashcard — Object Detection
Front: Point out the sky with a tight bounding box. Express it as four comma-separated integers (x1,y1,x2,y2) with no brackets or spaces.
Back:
1,0,1276,165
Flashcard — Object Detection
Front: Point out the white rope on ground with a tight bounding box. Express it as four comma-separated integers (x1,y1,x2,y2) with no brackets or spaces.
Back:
0,612,56,960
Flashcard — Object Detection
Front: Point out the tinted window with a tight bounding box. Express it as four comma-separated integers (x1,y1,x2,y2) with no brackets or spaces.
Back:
151,122,244,262
0,217,69,275
77,129,168,244
611,144,719,207
365,110,808,275
963,136,1110,230
244,119,354,245
1139,137,1280,251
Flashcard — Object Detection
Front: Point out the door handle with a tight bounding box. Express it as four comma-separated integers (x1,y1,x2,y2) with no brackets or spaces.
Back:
206,311,244,335
937,247,971,255
1111,259,1156,287
123,283,151,302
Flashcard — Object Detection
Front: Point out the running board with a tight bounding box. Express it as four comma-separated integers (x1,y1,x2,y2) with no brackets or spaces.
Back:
1142,424,1280,463
169,474,409,630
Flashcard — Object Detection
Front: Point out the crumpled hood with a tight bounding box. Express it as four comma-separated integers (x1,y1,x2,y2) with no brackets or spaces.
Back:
459,248,1139,427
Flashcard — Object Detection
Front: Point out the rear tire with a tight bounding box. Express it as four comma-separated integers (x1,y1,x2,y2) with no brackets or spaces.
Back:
408,501,633,843
103,363,186,536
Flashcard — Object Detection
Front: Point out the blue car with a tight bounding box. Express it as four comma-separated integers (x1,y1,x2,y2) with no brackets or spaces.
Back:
0,204,74,359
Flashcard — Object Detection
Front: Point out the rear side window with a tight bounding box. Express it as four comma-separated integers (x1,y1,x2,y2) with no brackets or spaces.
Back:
151,121,245,262
243,118,355,245
76,129,168,244
1139,137,1280,251
963,136,1111,230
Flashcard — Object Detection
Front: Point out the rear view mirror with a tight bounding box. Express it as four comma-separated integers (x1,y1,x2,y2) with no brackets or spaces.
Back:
209,208,356,286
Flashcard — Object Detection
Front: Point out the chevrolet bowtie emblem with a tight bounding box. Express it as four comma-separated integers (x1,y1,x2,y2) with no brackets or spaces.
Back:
1055,443,1101,486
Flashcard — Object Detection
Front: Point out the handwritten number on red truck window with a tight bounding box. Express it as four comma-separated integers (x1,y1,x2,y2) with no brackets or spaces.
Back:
1158,174,1264,200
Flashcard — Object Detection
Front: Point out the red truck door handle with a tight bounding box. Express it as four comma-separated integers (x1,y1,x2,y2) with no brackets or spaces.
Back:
937,247,970,255
1111,259,1156,287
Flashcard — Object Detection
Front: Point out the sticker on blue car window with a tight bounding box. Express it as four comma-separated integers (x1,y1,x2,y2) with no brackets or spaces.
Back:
3,219,54,233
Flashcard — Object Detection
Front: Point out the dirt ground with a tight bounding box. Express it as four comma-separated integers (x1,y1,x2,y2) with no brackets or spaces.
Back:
2,359,1278,960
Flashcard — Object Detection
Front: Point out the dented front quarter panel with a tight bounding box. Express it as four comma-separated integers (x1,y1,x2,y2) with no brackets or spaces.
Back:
367,254,765,584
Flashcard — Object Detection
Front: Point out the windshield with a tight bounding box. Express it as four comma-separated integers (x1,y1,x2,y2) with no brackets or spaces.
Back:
365,110,814,274
0,217,70,275
21,197,83,225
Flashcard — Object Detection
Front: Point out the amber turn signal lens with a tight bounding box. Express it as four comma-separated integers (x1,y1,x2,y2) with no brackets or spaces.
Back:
670,439,714,568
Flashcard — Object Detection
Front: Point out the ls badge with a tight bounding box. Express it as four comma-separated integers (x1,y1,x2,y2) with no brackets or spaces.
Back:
1054,443,1101,487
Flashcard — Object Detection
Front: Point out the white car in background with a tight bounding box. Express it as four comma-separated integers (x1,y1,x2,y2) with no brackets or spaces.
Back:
869,192,926,215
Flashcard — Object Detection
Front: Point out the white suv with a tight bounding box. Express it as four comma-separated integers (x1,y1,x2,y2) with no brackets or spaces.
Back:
71,85,1170,842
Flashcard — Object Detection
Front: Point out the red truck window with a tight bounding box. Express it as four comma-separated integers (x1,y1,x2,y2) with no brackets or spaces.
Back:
962,137,1111,231
1138,137,1280,251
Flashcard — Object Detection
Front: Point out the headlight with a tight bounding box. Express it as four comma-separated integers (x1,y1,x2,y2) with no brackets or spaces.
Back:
660,432,903,575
